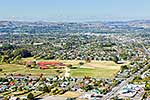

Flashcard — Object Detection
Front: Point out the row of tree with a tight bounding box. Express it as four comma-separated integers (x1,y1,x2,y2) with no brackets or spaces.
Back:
0,44,32,64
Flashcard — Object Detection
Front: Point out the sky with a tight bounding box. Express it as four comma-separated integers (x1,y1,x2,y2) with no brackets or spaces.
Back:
0,0,150,22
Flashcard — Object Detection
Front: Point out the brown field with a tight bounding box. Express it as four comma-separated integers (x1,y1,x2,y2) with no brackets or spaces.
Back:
61,91,82,98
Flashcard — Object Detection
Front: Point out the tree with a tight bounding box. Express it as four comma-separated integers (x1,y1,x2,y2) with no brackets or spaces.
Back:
120,53,128,60
26,64,31,68
18,86,22,91
145,82,150,90
120,65,128,71
82,85,93,92
43,85,49,93
79,62,84,66
27,93,34,100
31,61,36,68
113,56,120,63
48,86,54,92
85,58,91,63
67,64,72,68
102,89,107,94
1,44,14,50
13,48,32,58
51,88,59,95
11,55,21,63
1,56,7,63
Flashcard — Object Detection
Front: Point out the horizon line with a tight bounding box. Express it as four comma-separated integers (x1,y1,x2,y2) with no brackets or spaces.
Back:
0,19,150,23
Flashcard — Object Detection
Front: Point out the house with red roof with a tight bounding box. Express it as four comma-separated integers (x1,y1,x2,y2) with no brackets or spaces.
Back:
9,82,15,86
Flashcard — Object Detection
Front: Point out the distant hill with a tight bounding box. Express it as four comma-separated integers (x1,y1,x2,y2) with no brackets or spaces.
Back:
0,20,150,34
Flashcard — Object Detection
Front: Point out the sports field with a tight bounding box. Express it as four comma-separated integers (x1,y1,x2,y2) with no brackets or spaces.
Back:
70,61,128,78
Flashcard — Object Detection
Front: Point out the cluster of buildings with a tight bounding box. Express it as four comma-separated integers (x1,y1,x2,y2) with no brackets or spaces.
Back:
26,61,66,69
37,61,66,69
0,76,120,100
141,69,150,78
118,84,145,99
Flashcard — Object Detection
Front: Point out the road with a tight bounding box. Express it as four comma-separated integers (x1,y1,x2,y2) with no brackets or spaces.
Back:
102,43,149,100
102,66,146,100
131,91,145,100
142,45,150,56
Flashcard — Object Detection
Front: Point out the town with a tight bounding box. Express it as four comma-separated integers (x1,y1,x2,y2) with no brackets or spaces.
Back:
0,20,150,100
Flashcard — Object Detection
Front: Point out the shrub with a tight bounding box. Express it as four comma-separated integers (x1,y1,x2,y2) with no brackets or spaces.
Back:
0,68,2,71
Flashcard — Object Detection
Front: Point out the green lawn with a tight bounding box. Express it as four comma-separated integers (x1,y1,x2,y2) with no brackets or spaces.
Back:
70,68,118,78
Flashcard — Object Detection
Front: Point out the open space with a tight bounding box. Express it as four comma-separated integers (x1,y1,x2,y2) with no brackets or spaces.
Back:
0,59,129,78
0,64,60,77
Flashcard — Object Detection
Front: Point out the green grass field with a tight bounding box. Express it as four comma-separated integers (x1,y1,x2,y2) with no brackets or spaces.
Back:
69,61,129,78
70,68,118,78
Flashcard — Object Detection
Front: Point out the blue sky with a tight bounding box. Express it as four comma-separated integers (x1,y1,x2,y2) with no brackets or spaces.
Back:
0,0,150,21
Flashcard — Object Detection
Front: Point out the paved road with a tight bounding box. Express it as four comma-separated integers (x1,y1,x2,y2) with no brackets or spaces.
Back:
142,45,150,56
102,67,146,100
102,43,149,100
131,91,145,100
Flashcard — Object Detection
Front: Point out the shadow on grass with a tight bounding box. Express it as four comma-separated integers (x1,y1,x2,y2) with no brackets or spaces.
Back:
70,67,78,69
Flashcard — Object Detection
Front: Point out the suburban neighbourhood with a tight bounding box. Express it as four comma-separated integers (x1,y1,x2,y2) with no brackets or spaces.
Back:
1,1,150,99
1,21,150,99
